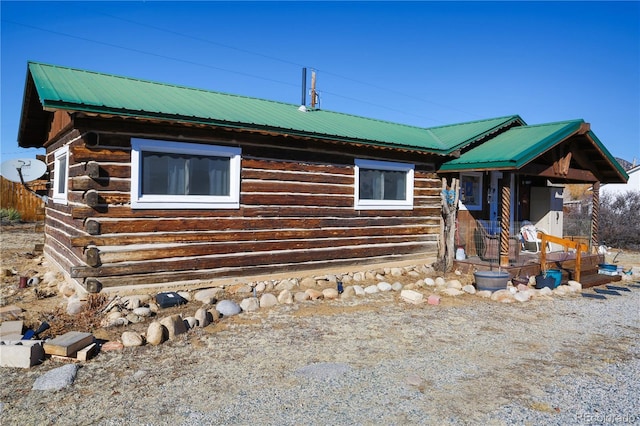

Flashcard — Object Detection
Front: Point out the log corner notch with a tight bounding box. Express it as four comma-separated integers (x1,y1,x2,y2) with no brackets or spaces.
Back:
84,277,103,293
85,245,101,267
85,161,100,179
85,219,101,235
438,177,460,272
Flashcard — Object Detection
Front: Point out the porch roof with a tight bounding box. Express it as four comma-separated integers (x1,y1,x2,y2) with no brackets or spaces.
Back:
18,62,521,155
439,120,628,184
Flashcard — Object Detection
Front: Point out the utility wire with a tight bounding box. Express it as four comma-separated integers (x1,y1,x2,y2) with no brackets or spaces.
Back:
4,18,472,124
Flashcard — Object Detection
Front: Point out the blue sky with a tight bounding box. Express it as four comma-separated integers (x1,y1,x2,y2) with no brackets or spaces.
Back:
1,1,639,166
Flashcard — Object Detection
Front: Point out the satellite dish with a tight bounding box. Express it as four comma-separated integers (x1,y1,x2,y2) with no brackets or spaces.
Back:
0,158,47,183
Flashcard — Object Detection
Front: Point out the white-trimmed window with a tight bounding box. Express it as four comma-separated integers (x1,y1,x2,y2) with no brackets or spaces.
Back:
131,139,241,209
459,172,483,211
52,145,69,205
354,159,414,210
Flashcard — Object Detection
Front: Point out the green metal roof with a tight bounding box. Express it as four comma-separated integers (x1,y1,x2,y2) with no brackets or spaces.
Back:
440,120,585,170
21,62,521,153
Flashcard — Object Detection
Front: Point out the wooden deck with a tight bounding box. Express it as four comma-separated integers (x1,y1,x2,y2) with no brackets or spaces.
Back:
454,251,622,288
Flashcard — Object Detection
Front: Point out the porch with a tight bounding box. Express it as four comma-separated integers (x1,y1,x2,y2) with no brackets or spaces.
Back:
452,217,621,288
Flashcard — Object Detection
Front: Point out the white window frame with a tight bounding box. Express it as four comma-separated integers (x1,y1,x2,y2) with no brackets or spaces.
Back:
354,159,414,210
52,145,69,205
131,138,241,209
459,171,483,211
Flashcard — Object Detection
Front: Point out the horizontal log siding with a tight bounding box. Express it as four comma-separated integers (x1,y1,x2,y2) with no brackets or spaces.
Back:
43,123,442,289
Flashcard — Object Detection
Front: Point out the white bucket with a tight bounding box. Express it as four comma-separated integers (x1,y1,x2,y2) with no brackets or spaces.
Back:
455,247,466,260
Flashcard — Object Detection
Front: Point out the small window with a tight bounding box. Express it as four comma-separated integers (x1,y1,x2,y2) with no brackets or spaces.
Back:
131,139,241,209
52,145,69,205
459,172,483,210
354,159,414,210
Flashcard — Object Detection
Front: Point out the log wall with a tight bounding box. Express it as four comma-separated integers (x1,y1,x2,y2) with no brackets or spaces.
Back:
42,118,443,290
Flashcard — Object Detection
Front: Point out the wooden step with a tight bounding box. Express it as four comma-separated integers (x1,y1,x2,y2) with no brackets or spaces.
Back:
579,273,622,289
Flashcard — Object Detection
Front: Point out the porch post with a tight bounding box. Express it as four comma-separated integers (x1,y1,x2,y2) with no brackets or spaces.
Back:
591,181,600,253
499,172,511,267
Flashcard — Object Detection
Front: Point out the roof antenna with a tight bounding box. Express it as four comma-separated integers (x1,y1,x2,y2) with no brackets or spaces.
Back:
298,68,307,112
310,70,320,110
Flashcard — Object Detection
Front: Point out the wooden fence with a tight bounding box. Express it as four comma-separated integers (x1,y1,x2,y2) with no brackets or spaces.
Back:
0,176,46,222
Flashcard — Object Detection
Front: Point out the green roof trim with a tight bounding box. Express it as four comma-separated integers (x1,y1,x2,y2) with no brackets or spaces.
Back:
22,61,521,154
439,120,585,171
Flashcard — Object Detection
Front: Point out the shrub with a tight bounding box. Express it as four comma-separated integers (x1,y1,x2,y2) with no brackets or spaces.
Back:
0,208,21,222
598,190,640,251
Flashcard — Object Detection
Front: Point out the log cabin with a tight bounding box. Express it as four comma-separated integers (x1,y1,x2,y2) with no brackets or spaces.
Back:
17,62,627,292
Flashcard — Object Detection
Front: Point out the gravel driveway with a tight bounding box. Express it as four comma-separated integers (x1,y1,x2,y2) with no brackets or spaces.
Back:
1,284,638,425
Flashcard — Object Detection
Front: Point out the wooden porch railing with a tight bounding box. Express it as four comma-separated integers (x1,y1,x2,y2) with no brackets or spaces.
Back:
538,232,589,282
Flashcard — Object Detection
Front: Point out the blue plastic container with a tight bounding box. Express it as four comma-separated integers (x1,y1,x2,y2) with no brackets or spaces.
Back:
536,269,562,289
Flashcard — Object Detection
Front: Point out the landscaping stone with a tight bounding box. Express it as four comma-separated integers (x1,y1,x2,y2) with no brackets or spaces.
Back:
159,314,187,340
194,288,222,303
322,288,339,300
146,321,165,346
427,295,441,305
353,285,365,296
400,289,423,304
121,331,144,347
32,364,78,391
305,289,324,300
364,285,379,294
462,284,476,294
216,300,241,317
294,291,310,302
377,282,392,292
240,297,260,312
277,290,294,304
195,308,210,327
258,293,278,308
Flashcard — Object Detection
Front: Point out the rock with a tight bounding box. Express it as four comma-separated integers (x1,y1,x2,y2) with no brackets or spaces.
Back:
106,311,124,321
325,274,338,283
514,291,531,302
446,280,462,290
538,287,553,296
390,267,403,277
260,293,279,308
305,289,324,300
353,285,365,296
517,284,529,292
567,280,582,292
408,271,421,278
227,284,252,295
554,285,570,296
58,282,75,297
391,282,403,291
208,309,221,322
528,276,537,286
365,271,376,281
66,300,86,315
183,316,198,329
133,307,152,317
427,295,441,305
462,284,476,294
275,278,298,291
322,288,339,300
255,282,266,293
146,321,165,345
377,282,393,292
424,278,436,287
121,331,144,347
101,317,129,328
491,289,514,303
340,286,355,299
148,302,160,313
353,272,365,282
32,364,78,391
195,308,210,327
414,279,425,288
300,277,317,289
216,300,242,317
476,290,493,298
194,288,222,303
435,277,446,286
240,297,260,312
294,291,310,302
101,341,124,351
277,290,294,304
125,313,144,324
401,289,423,304
364,285,379,294
375,273,386,281
159,314,187,340
123,296,141,310
42,271,58,285
441,288,464,296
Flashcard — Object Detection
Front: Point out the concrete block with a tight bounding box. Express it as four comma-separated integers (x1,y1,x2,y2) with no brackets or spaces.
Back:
400,289,424,304
0,320,23,338
0,340,45,368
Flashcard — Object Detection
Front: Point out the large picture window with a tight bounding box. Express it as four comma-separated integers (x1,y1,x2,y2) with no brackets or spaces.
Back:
131,139,241,209
354,159,414,210
52,145,69,205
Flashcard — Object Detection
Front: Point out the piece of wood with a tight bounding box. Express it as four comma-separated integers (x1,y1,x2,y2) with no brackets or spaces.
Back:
43,331,94,357
76,343,98,361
